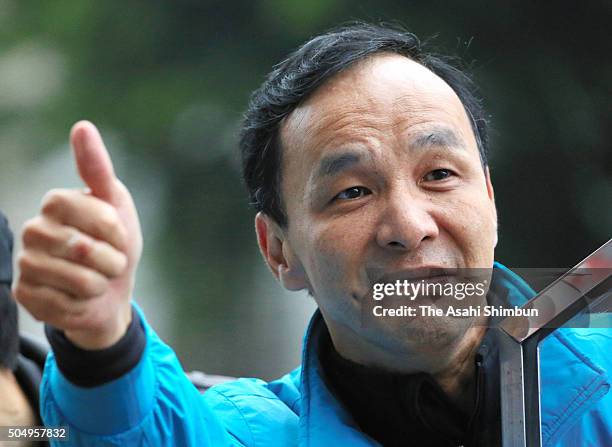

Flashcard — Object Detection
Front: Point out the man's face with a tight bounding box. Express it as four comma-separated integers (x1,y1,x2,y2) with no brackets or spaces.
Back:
276,54,497,357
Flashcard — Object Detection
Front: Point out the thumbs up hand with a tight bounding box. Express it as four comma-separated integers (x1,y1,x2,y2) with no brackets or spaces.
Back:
14,121,143,350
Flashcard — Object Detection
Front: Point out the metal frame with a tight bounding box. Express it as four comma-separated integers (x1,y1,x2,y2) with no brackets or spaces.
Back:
498,239,612,447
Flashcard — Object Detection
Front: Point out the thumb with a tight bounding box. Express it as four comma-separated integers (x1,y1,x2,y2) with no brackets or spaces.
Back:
70,120,118,204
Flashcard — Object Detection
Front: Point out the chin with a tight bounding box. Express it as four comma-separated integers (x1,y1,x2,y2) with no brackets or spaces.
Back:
378,315,476,355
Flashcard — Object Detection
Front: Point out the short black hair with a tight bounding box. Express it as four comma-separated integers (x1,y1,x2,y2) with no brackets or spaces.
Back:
240,22,489,227
0,212,18,370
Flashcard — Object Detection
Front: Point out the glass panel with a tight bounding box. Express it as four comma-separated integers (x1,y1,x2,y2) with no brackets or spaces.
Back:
499,240,611,447
536,280,611,446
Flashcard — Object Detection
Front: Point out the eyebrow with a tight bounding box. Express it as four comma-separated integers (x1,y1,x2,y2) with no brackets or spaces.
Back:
411,127,464,150
315,151,362,178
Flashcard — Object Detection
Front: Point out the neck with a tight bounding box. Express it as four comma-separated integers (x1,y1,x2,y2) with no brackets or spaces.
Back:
430,325,486,412
328,317,488,413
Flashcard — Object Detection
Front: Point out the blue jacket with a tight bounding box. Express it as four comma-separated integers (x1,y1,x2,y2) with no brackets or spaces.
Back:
41,263,611,446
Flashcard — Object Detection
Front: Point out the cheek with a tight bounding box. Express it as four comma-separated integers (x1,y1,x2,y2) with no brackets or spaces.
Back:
302,215,371,297
436,193,496,265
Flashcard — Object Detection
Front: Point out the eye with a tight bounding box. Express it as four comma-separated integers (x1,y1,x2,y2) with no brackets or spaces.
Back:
423,169,454,182
334,186,372,201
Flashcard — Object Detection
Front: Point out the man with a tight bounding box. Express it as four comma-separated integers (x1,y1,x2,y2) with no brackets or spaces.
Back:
1,212,48,447
13,23,610,446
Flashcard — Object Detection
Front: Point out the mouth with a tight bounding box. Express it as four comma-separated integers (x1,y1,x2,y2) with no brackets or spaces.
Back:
368,266,456,285
352,266,458,303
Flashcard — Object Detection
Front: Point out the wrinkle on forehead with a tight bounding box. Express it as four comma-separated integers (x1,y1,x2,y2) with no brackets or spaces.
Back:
281,54,470,153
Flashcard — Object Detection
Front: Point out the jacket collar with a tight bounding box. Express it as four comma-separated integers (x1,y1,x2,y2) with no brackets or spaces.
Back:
297,262,610,446
299,309,379,446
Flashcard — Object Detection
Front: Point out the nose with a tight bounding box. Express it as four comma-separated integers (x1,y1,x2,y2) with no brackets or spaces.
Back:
375,192,439,252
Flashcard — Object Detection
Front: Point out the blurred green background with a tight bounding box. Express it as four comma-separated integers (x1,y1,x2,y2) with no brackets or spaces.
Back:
0,0,610,379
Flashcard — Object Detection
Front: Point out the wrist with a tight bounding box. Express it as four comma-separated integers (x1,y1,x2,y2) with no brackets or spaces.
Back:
46,305,146,387
65,302,132,350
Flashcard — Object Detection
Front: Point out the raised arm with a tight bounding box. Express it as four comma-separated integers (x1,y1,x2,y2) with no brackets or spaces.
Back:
13,122,238,445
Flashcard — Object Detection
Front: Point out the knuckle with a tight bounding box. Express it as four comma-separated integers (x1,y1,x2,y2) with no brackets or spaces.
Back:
22,217,46,246
17,252,34,272
13,284,43,317
12,283,29,303
75,272,107,297
70,236,94,263
21,217,39,235
14,284,65,325
41,189,69,216
112,252,129,276
96,207,125,245
97,206,119,232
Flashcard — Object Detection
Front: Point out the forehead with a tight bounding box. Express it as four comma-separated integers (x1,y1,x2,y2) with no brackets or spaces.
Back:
280,53,475,153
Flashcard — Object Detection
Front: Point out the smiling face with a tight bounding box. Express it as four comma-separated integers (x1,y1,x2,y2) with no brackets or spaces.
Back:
256,53,498,368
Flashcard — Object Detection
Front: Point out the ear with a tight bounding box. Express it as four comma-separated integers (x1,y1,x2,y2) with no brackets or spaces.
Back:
255,212,308,291
485,167,498,247
485,166,495,201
